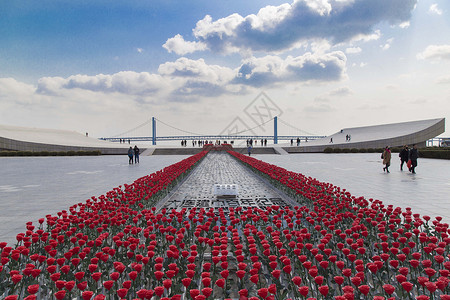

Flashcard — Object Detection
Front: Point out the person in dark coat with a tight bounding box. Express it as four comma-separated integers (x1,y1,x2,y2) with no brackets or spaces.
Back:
382,146,391,173
128,147,134,164
399,145,409,171
133,145,140,164
409,144,419,174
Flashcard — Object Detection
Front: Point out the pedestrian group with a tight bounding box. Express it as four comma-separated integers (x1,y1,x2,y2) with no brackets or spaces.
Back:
382,144,419,174
128,145,140,164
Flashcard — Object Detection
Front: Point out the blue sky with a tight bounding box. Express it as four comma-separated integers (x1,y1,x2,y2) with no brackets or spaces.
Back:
1,0,449,139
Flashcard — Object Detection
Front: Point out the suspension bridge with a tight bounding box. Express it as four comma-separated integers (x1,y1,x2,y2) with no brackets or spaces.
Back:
100,117,325,145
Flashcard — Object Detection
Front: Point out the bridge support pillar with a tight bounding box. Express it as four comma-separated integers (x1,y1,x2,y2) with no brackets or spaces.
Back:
152,117,156,145
274,116,278,144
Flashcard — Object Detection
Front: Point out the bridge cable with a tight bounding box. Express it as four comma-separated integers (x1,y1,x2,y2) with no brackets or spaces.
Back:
278,118,319,136
232,117,275,135
154,118,205,136
111,119,152,138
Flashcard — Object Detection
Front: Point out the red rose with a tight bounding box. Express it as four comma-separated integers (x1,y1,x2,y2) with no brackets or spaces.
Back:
117,288,128,298
298,286,309,297
383,284,395,295
318,285,329,296
82,291,94,300
358,285,370,295
258,288,269,299
27,284,39,294
54,290,66,300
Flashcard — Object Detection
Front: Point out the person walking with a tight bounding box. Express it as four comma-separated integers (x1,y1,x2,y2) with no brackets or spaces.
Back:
247,145,252,156
133,145,140,164
399,145,409,171
409,144,419,174
128,147,134,164
382,146,391,173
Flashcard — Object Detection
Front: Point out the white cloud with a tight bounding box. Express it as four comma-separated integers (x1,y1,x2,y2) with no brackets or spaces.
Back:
417,44,450,60
304,103,335,113
137,48,143,53
233,51,347,87
329,87,352,96
381,38,394,50
345,47,362,54
166,0,416,55
163,34,207,55
158,58,239,97
399,21,410,28
429,4,442,15
158,57,234,82
0,78,36,97
37,72,168,96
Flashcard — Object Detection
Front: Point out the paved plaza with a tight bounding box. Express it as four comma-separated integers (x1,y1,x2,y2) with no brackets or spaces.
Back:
157,152,297,212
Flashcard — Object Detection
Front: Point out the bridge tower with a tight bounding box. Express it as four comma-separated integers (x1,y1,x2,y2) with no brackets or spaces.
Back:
274,116,278,144
152,117,156,145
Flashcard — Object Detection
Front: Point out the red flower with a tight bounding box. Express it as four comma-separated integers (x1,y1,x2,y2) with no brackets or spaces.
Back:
358,285,370,295
425,281,437,293
54,290,66,300
103,280,114,290
239,289,248,297
155,270,164,280
202,287,213,298
292,276,302,286
383,284,395,295
65,281,75,291
117,288,128,298
82,291,94,300
163,279,172,290
425,267,437,278
250,274,259,284
137,289,148,299
92,272,102,282
268,284,276,294
114,262,126,274
11,274,23,284
190,289,200,299
236,270,246,279
110,272,120,281
298,286,309,297
75,271,85,281
318,285,329,296
351,276,361,287
401,281,414,292
27,284,39,294
182,278,192,287
271,269,281,279
77,281,88,291
258,288,269,299
186,270,195,278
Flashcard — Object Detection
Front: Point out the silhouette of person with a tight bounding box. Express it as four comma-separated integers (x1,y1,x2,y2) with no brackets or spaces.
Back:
128,147,134,164
134,145,140,163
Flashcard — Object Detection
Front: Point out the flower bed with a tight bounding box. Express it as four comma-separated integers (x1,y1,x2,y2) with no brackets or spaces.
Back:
1,150,449,300
227,151,450,300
